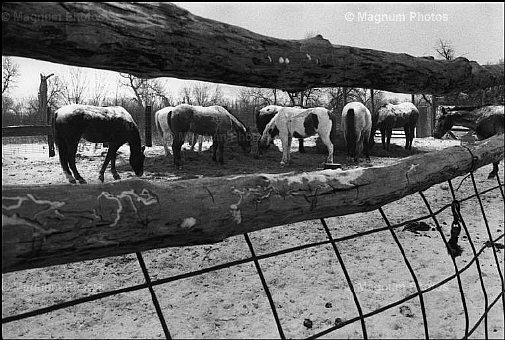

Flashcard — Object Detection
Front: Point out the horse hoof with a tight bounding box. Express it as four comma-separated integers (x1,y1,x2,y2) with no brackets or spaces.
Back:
69,179,77,184
78,179,87,184
98,176,104,183
113,176,121,180
280,162,286,167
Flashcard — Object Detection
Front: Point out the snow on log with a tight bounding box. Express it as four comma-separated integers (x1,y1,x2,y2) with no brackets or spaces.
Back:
1,2,503,94
2,134,504,273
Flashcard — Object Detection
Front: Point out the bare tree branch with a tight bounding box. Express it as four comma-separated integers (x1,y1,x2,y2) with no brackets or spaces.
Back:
2,57,20,95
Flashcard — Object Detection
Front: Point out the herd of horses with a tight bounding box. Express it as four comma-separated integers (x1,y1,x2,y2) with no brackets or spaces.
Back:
53,101,504,184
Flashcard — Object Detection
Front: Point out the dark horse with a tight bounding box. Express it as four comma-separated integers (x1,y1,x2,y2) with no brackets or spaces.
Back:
372,102,419,151
255,105,305,156
169,104,252,167
434,105,504,179
54,104,145,184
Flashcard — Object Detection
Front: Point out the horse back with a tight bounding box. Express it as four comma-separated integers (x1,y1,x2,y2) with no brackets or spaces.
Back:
476,112,505,139
377,103,419,129
171,104,232,136
55,104,137,143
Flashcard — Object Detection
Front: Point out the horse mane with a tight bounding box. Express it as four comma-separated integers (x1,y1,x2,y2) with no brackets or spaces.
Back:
220,107,248,133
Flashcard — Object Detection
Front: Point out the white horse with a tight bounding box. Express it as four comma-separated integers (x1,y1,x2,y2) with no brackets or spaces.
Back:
155,106,203,156
259,107,334,166
341,102,372,163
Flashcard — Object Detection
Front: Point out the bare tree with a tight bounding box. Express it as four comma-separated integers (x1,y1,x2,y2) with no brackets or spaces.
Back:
120,73,169,109
88,71,110,106
192,83,211,106
285,88,324,108
2,56,20,95
208,85,225,105
435,39,455,61
61,67,89,104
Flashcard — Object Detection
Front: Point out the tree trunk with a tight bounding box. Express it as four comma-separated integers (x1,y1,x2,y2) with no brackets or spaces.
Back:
2,134,503,273
2,2,503,94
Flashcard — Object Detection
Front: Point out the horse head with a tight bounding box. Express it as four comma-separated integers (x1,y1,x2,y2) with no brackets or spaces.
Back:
259,117,279,151
433,107,454,139
237,126,252,153
130,145,145,176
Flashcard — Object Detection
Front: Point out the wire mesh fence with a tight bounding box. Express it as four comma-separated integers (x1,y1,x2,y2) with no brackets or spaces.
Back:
2,167,504,339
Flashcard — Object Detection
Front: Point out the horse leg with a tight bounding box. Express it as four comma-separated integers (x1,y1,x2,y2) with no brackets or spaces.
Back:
488,161,499,179
363,132,371,162
386,129,392,152
172,133,185,168
287,136,293,164
56,135,76,184
320,134,334,163
218,140,225,164
354,137,362,163
280,136,289,166
189,133,197,152
298,138,305,153
380,128,386,150
212,138,218,162
198,136,203,153
162,132,171,157
109,146,121,180
97,144,118,182
404,126,410,149
67,141,87,184
410,125,416,150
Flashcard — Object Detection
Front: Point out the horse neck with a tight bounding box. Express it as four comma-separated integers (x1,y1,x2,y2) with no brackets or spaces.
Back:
446,111,479,130
229,114,247,135
127,127,142,154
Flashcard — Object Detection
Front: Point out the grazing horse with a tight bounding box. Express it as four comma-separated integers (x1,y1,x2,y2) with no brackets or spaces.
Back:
341,102,372,163
155,107,204,156
54,104,145,184
434,105,504,178
255,105,305,155
259,107,335,166
169,104,252,167
373,102,419,151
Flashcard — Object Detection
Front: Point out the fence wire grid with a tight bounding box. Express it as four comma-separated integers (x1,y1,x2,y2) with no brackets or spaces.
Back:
2,168,504,339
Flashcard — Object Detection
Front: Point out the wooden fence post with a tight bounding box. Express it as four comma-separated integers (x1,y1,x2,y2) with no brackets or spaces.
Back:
145,105,152,147
47,107,55,157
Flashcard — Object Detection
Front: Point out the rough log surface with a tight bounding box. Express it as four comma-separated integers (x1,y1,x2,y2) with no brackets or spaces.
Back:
2,135,504,273
2,2,503,94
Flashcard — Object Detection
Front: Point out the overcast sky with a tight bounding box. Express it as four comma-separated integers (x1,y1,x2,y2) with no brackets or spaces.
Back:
4,2,504,101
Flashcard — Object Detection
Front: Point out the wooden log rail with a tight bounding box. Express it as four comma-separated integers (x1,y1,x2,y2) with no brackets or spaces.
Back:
1,2,503,94
2,135,504,273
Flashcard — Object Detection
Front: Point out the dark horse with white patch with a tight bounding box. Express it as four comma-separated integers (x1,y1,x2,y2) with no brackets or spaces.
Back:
434,105,504,178
255,105,305,156
372,102,419,151
341,102,372,163
169,104,252,167
54,104,145,184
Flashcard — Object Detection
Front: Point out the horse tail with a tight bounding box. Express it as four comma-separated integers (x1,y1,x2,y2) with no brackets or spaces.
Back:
346,108,356,145
53,110,68,168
